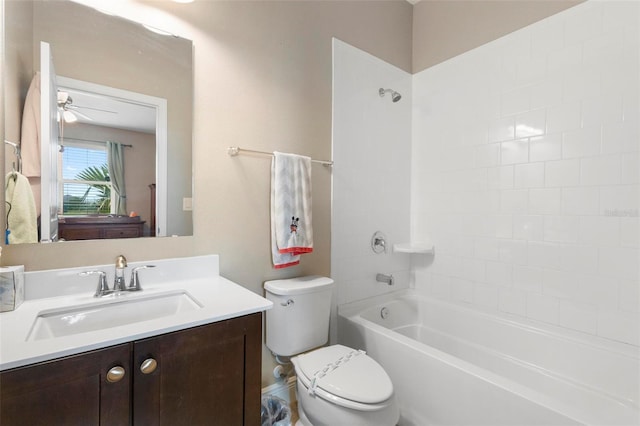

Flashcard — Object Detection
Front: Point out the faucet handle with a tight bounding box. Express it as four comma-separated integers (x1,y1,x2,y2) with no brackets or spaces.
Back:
128,265,156,291
80,270,109,297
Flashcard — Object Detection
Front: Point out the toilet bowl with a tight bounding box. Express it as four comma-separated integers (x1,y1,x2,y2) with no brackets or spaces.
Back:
292,344,400,426
264,276,399,425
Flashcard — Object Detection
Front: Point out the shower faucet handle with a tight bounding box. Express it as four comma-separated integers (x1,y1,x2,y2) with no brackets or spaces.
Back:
371,231,387,254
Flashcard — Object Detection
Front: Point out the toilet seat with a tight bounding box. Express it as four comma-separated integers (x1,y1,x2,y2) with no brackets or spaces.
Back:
296,375,392,412
293,344,394,410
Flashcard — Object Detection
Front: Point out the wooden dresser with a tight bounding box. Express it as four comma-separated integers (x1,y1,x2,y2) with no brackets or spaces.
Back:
58,216,145,240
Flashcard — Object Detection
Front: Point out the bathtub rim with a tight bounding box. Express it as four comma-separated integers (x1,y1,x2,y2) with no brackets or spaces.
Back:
338,288,639,360
338,289,640,425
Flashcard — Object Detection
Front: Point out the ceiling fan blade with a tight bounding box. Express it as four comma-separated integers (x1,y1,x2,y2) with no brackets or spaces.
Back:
68,104,118,114
69,109,94,121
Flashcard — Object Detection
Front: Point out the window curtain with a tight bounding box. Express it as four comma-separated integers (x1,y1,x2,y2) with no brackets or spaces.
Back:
106,141,126,215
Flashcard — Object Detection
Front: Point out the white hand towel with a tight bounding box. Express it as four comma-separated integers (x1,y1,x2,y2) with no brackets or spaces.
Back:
271,152,313,268
5,172,38,244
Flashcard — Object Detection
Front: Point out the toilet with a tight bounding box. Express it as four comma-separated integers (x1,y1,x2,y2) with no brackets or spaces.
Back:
264,276,399,426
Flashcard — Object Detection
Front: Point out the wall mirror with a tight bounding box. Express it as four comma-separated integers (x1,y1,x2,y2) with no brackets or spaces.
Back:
4,0,193,243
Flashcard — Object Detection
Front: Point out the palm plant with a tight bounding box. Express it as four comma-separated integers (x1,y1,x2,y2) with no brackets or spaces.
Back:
76,164,111,213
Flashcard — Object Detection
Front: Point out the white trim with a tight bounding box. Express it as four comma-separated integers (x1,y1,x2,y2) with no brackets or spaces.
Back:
40,41,59,242
56,76,168,236
155,99,168,236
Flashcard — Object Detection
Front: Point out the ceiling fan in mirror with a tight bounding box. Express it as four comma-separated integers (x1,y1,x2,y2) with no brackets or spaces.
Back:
57,90,116,123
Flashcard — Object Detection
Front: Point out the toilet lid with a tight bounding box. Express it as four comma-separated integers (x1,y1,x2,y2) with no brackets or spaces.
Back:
295,344,393,404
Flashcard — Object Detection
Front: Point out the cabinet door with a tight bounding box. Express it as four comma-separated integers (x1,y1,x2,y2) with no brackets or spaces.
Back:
133,313,261,426
0,343,131,426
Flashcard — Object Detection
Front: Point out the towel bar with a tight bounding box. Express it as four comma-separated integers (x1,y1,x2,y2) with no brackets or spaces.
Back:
227,146,333,166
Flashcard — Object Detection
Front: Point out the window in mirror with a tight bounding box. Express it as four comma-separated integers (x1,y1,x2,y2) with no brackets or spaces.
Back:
61,142,111,215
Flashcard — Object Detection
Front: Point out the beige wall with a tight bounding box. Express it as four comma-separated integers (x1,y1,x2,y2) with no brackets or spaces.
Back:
4,0,32,175
412,0,584,73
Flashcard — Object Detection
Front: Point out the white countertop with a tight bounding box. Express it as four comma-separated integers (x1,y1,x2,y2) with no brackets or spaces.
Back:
0,255,272,371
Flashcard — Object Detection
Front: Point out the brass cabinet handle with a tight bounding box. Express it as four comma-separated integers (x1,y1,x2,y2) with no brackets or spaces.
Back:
106,366,126,383
140,358,157,374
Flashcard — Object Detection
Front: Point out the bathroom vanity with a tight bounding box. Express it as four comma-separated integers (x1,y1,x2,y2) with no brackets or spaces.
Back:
0,255,271,425
1,314,260,425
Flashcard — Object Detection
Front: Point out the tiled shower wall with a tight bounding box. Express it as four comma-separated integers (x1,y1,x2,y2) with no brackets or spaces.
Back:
411,1,639,345
332,39,412,307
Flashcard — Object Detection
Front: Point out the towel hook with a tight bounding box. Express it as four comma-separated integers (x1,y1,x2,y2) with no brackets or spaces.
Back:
4,140,21,173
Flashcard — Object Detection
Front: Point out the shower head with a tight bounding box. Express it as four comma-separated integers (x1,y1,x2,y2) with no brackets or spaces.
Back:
379,88,401,102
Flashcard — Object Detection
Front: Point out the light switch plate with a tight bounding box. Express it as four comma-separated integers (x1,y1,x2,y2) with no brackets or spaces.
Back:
183,197,193,211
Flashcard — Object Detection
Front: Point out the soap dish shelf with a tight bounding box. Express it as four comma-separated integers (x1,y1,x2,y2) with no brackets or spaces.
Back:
393,243,435,255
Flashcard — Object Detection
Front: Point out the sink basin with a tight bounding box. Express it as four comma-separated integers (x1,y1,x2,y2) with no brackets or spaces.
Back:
27,291,202,341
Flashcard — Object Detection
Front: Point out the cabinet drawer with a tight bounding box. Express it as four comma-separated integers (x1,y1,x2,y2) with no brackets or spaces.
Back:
104,226,141,238
60,227,101,240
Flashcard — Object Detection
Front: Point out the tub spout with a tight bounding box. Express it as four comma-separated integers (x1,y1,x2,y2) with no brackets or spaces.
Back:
376,273,394,286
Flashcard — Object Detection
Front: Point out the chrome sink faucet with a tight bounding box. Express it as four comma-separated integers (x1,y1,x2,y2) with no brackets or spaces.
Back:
80,255,156,297
114,255,128,291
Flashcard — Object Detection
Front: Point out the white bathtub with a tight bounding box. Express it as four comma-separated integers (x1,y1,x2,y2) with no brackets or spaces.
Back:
338,290,640,426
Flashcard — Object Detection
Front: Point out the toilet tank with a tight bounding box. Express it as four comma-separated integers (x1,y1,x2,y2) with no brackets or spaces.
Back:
264,276,334,357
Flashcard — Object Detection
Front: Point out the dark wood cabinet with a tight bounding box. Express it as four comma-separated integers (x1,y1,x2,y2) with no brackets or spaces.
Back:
0,313,262,426
58,216,145,240
133,313,262,425
0,343,131,426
